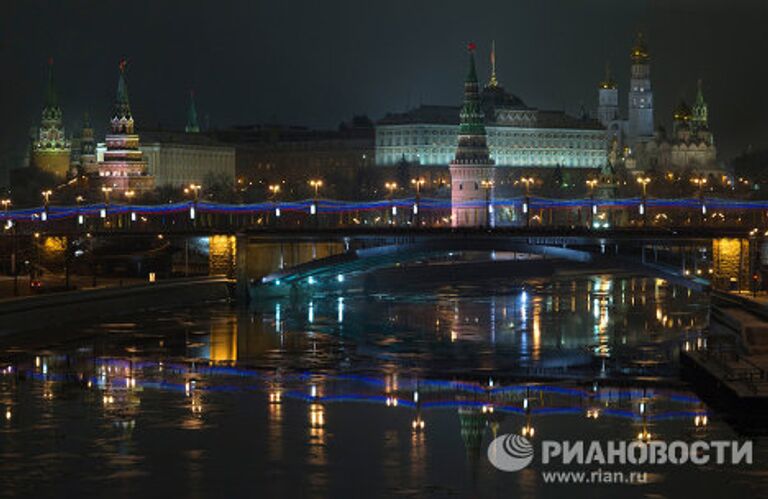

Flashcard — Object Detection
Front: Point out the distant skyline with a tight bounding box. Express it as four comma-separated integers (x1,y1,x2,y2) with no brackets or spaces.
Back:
3,0,767,180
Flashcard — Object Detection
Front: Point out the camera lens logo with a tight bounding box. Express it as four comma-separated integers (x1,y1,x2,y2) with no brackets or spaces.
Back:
487,433,534,472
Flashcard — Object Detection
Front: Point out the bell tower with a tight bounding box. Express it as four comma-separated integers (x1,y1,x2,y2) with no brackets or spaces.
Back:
627,32,654,141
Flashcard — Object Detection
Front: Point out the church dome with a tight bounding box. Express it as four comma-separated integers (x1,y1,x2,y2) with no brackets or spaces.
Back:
630,32,650,63
480,85,527,110
673,100,692,122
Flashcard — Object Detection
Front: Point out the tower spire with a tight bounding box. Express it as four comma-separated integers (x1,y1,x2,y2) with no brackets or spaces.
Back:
600,62,616,89
488,40,499,88
186,89,200,133
692,78,708,129
112,58,134,134
44,57,58,110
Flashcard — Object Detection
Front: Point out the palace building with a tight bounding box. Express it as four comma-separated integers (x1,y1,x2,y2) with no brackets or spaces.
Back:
376,45,607,171
30,59,70,178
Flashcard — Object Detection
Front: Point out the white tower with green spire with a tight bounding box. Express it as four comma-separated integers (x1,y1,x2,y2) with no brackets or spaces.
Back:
450,43,496,228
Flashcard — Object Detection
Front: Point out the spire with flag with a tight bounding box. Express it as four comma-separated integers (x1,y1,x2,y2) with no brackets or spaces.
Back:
185,90,200,133
44,57,58,111
488,40,499,88
112,58,134,134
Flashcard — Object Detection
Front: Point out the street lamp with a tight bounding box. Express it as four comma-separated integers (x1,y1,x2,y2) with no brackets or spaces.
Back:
385,181,398,224
1,199,10,213
308,179,323,220
481,179,495,229
75,196,85,225
636,176,651,198
41,190,52,222
691,176,708,224
411,177,426,226
520,176,535,227
101,186,112,220
308,179,324,199
268,184,281,222
586,179,598,228
636,176,650,225
125,190,136,222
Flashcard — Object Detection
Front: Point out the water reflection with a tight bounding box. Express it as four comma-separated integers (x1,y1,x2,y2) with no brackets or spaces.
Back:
0,274,763,498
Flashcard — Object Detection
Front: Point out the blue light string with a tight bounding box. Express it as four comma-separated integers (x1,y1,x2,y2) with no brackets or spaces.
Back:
2,196,767,222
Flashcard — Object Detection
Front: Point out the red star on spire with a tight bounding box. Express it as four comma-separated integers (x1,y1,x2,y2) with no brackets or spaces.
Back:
467,42,477,53
119,58,127,72
48,56,54,66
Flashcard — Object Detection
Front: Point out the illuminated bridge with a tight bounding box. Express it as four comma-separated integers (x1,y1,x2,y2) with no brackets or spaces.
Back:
2,196,768,234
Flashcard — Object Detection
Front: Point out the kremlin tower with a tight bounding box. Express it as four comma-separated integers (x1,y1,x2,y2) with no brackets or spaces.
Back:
449,43,496,228
91,59,154,193
31,58,70,179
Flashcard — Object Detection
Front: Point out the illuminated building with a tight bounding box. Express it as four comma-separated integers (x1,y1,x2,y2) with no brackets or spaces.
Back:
598,33,721,175
137,130,236,188
86,60,154,193
376,44,607,171
30,58,70,178
642,81,719,175
449,44,496,227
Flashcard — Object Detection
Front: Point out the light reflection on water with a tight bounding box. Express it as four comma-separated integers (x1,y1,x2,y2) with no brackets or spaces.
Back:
0,274,765,498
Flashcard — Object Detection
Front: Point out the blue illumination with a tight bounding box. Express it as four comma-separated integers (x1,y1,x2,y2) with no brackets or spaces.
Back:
1,196,766,224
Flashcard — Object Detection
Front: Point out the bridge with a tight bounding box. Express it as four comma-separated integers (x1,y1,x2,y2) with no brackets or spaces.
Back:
2,196,768,235
1,197,765,302
237,226,762,302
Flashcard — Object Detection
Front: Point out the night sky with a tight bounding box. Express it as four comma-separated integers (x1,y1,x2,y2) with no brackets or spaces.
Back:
2,0,767,179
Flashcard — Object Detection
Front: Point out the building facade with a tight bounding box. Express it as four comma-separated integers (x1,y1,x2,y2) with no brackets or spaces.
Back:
139,132,236,187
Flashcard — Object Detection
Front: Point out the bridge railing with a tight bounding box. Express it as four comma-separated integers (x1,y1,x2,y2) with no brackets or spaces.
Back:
1,196,767,231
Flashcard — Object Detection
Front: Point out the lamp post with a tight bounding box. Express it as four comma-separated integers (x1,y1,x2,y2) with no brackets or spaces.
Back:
586,179,598,229
636,176,650,226
520,176,535,227
269,184,281,227
411,177,425,226
691,176,707,225
385,181,398,225
481,179,495,229
2,198,16,295
101,186,112,225
124,190,136,226
41,190,52,222
187,184,201,223
308,179,323,226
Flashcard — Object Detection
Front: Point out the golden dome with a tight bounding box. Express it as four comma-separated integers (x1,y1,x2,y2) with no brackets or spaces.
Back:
631,32,650,63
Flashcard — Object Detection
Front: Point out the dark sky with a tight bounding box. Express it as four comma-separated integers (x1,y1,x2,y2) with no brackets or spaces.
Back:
2,0,767,177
